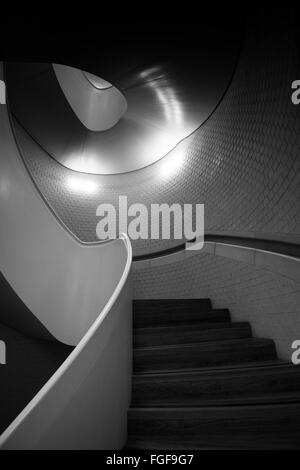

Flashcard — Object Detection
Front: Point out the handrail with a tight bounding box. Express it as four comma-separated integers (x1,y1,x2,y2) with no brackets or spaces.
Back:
133,240,190,261
1,60,131,345
1,60,133,448
133,235,300,284
81,70,113,90
0,233,132,449
133,234,300,262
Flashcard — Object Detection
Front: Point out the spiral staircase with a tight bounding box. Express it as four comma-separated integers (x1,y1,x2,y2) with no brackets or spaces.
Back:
1,55,300,449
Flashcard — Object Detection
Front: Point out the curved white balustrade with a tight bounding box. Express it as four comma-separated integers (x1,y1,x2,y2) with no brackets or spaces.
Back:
0,63,132,346
53,63,127,131
0,62,133,449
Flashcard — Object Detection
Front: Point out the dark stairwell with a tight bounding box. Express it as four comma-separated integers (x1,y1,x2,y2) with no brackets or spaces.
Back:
0,322,73,435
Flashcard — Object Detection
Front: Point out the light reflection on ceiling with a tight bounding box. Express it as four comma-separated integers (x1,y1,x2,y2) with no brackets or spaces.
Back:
140,67,183,125
7,26,241,175
66,175,99,194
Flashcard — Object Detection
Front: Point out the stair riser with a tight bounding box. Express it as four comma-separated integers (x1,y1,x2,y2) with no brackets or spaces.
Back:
128,405,300,449
134,325,252,348
133,299,212,316
133,310,230,329
132,368,300,406
134,341,277,373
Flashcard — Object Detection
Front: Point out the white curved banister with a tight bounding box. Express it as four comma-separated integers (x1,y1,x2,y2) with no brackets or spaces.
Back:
0,234,132,449
0,62,131,346
0,62,133,449
53,63,127,131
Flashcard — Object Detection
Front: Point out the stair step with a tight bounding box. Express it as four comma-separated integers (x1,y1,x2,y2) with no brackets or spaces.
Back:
132,363,300,406
133,338,277,373
133,299,212,315
128,403,300,449
133,359,286,375
134,322,252,348
133,308,230,329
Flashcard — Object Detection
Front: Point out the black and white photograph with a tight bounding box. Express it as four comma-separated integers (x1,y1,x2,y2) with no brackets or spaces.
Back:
0,4,300,453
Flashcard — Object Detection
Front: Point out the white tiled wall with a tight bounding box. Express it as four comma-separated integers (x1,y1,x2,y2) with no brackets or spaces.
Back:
133,252,300,359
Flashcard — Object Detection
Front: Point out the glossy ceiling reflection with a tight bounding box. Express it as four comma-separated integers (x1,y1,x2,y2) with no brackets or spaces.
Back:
5,13,244,175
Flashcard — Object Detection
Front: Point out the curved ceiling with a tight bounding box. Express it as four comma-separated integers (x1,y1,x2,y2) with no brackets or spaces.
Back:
6,13,244,175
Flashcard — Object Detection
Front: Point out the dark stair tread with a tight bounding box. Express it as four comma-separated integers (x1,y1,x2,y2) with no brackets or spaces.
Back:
134,338,277,373
133,308,230,329
134,337,275,352
134,321,243,333
133,359,287,377
132,362,300,406
131,393,300,407
133,361,293,379
127,403,300,449
133,322,252,347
